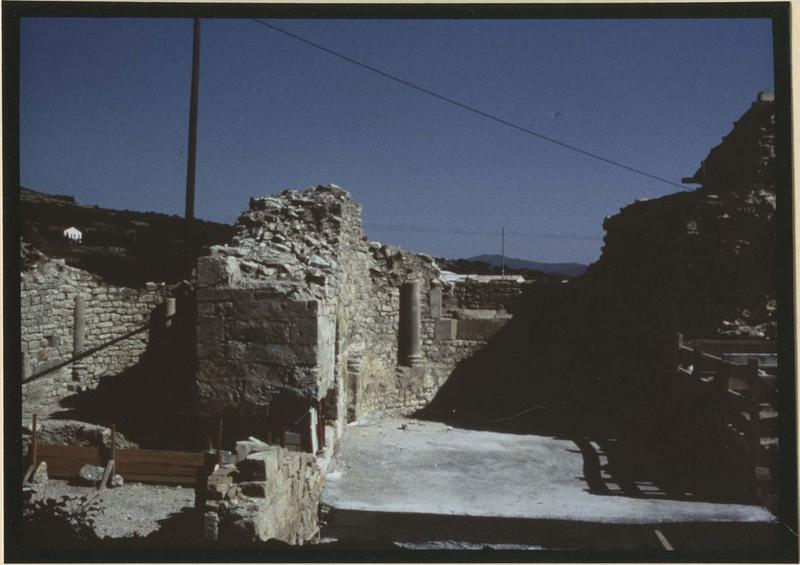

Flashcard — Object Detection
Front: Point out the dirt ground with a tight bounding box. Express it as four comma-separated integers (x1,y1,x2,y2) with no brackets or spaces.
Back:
27,479,195,539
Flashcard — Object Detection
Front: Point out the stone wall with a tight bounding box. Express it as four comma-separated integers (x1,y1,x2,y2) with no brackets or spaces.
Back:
195,187,357,429
21,249,172,417
446,279,525,311
195,185,527,433
203,438,324,544
195,186,443,431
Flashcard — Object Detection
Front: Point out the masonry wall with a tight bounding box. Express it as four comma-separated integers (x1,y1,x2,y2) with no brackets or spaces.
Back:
192,185,531,545
204,444,324,544
195,185,527,432
21,253,171,417
342,246,441,419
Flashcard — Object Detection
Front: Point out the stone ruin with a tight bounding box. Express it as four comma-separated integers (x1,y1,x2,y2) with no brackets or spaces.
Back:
20,183,527,544
18,92,783,545
193,184,527,542
195,184,523,442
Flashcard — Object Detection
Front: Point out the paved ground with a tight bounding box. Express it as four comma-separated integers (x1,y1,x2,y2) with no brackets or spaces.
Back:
321,416,778,549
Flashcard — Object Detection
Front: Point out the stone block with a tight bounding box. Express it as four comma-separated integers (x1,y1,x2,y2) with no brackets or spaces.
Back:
197,256,232,289
290,316,318,345
238,481,269,499
203,511,220,541
454,308,502,320
234,299,289,320
456,318,508,341
197,315,225,345
30,461,48,483
235,437,271,462
435,319,458,341
429,287,443,319
239,447,281,481
228,320,291,344
248,343,316,366
207,465,238,499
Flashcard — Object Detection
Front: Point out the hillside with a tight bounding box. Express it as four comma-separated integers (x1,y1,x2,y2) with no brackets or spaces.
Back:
468,255,587,277
19,187,236,286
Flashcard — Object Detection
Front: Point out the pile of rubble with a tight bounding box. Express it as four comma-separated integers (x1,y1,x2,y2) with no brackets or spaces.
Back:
201,185,354,299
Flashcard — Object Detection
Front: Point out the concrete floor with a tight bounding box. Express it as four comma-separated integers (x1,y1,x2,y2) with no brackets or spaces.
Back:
321,416,777,549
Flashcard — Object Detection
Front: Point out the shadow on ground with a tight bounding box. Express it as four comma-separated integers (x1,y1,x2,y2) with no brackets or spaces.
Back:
413,282,755,504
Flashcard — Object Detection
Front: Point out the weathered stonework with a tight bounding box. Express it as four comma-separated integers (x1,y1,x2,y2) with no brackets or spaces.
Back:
21,251,173,417
195,185,530,434
202,439,324,544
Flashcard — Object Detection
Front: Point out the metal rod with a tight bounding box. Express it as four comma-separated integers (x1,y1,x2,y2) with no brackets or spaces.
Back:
185,17,201,220
165,297,176,329
73,295,86,356
31,414,38,468
317,399,325,450
216,416,223,466
500,226,505,279
23,322,151,384
111,423,116,469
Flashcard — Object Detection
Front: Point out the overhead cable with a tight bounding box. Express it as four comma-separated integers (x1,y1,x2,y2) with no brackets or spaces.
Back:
251,18,688,191
364,223,603,241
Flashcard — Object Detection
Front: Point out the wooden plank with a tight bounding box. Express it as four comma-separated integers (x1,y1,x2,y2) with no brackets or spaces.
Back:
37,444,105,461
33,443,206,486
99,460,115,490
115,448,204,466
727,389,752,410
115,462,203,475
693,339,776,354
46,463,95,480
694,351,724,372
728,363,761,384
31,414,38,467
677,346,694,365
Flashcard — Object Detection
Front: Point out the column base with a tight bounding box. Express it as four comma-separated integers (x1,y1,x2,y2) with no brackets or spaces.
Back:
407,354,425,368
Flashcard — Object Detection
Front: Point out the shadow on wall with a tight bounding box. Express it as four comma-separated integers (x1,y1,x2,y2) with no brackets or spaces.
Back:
416,281,610,437
414,281,756,503
50,288,202,450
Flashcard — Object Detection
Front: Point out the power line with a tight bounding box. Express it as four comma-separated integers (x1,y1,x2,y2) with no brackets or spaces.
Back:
251,19,688,191
363,223,603,241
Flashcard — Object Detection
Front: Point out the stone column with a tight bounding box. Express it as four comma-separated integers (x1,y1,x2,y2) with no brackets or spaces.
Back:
72,295,88,385
400,281,423,367
73,295,86,356
165,297,177,329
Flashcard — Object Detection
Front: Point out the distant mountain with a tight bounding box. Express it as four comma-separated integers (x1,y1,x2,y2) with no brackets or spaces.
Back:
468,255,587,277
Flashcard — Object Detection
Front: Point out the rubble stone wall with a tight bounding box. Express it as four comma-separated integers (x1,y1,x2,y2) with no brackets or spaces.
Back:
205,442,324,544
446,279,525,311
194,185,526,432
21,253,171,416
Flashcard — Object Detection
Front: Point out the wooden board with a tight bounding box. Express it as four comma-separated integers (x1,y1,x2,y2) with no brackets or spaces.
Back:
115,448,205,466
692,340,777,354
32,443,206,486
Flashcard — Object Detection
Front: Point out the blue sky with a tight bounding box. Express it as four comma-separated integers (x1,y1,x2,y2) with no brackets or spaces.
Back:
20,18,774,264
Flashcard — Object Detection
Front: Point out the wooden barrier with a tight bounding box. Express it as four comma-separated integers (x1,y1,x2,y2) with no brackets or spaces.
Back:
672,333,779,500
29,442,205,487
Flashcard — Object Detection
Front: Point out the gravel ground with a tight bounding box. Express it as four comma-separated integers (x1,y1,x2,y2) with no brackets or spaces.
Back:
27,479,196,539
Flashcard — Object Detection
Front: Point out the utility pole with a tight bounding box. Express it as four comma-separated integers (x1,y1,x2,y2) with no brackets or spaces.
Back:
185,17,201,221
500,226,505,279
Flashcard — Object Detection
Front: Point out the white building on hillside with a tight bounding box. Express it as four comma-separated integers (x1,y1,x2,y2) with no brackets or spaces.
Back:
63,226,82,243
